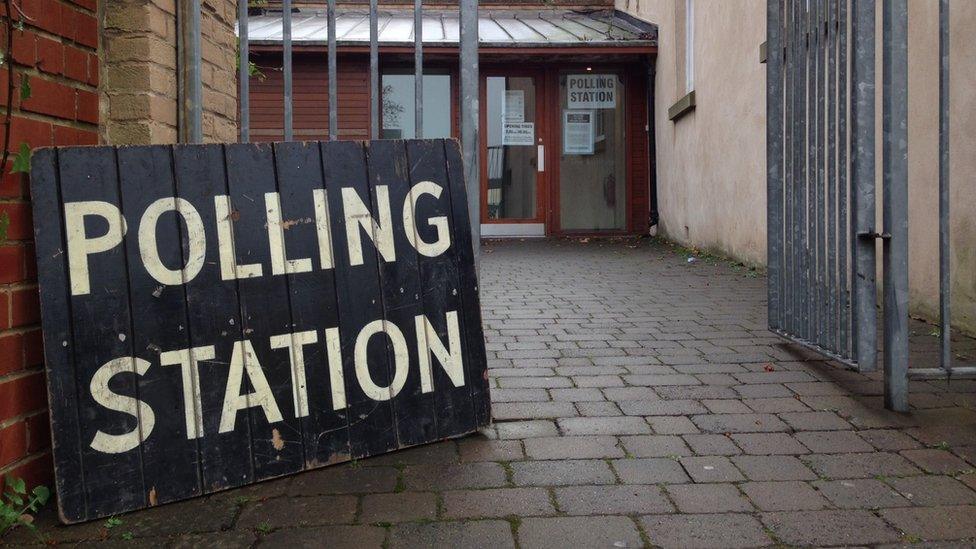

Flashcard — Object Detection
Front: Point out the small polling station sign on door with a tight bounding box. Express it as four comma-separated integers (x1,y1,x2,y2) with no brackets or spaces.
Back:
30,139,491,523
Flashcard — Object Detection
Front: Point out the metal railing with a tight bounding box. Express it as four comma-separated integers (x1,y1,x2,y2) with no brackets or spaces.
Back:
185,1,481,257
767,0,966,412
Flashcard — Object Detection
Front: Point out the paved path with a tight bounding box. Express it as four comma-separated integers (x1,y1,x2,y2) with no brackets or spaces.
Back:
5,238,976,547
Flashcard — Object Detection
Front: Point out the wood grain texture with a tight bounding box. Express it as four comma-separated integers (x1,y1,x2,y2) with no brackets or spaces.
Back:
30,139,490,523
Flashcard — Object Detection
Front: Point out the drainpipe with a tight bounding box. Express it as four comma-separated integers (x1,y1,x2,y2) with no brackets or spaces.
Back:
646,57,659,230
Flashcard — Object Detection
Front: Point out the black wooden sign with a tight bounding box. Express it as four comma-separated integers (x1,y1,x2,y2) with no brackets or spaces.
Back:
30,140,491,523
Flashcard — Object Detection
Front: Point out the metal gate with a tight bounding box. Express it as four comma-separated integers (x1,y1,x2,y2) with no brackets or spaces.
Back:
766,0,969,412
183,0,481,254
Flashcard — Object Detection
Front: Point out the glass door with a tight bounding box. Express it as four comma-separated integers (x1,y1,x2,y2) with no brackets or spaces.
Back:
481,73,545,236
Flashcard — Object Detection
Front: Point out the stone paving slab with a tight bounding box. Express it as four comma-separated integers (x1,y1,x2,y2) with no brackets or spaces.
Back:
5,238,976,548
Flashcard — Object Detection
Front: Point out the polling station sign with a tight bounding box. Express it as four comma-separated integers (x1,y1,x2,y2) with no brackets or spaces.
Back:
30,139,491,523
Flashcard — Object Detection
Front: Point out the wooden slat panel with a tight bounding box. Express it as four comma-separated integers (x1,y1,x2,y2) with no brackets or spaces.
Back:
32,140,490,523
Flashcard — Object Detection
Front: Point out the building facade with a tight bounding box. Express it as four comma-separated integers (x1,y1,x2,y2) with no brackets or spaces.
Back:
244,3,658,237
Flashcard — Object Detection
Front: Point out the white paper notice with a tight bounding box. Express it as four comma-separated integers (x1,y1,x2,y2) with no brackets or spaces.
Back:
504,90,525,122
566,74,616,109
502,122,535,146
563,110,594,155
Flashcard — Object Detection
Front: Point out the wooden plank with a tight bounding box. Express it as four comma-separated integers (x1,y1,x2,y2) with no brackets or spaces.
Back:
223,143,305,479
404,140,477,438
29,148,86,523
271,141,351,465
365,140,437,447
444,139,493,425
321,140,398,458
57,146,144,518
116,146,202,505
172,144,253,491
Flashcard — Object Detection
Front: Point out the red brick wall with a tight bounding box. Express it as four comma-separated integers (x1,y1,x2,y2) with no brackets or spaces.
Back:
0,0,98,491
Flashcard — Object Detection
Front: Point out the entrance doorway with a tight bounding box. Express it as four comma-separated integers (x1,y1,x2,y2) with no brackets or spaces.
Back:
480,71,546,237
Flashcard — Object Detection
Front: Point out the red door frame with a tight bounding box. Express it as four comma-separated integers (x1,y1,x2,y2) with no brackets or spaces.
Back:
478,68,548,227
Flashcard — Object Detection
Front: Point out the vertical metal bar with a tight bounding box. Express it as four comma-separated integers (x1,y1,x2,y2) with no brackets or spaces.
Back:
783,0,795,336
938,0,951,372
767,0,784,332
414,0,424,138
804,0,814,342
837,0,849,357
328,0,338,140
239,0,250,142
810,0,826,346
460,0,480,257
788,0,804,334
882,0,909,411
187,0,203,143
826,0,836,352
370,0,379,139
851,0,876,371
283,0,293,141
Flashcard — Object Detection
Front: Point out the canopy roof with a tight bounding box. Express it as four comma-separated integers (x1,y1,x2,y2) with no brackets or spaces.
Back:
243,8,658,48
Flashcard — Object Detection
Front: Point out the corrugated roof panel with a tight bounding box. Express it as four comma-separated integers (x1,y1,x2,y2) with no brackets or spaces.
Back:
241,8,657,47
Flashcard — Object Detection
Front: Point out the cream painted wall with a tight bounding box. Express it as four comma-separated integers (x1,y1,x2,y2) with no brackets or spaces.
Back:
619,0,976,335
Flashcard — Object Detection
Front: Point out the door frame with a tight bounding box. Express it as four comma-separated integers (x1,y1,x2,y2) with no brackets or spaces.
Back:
478,68,549,233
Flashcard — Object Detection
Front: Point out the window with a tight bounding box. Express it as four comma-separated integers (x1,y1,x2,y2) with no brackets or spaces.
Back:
381,72,452,139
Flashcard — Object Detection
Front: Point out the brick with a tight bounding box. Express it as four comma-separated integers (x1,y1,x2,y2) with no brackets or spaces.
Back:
679,456,744,483
171,531,258,549
0,332,24,376
493,401,576,420
524,435,624,459
0,420,28,468
63,45,89,83
0,202,33,240
887,475,976,506
53,125,98,146
236,495,356,529
647,416,699,434
390,520,514,549
743,397,809,413
10,287,40,327
762,510,900,546
732,455,816,481
859,428,921,451
0,371,47,422
613,457,690,484
549,387,604,401
778,411,851,431
880,506,976,541
494,419,558,439
20,76,76,119
0,292,8,330
690,413,789,433
512,459,616,486
441,487,554,519
359,492,437,523
76,89,98,123
0,246,26,283
619,435,691,457
288,465,398,496
812,478,909,509
619,399,707,416
730,433,808,455
575,401,622,416
642,514,771,549
666,483,753,513
34,35,64,75
519,517,642,549
367,442,459,467
557,416,650,436
491,388,549,402
803,452,921,479
899,448,972,474
740,481,829,511
683,434,741,456
403,463,507,491
458,439,524,462
22,328,43,367
794,430,873,453
555,484,673,515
